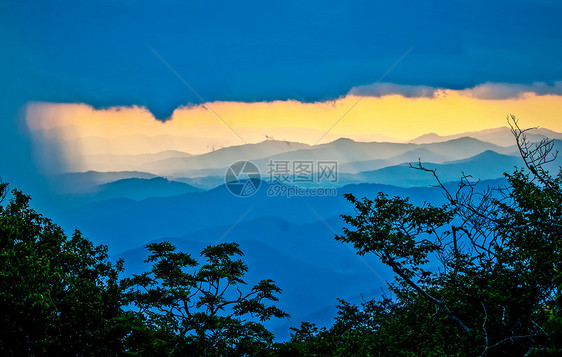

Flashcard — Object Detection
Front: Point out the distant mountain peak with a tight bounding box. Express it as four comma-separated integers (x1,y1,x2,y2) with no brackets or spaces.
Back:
409,126,562,147
409,133,443,144
443,149,518,164
256,139,308,147
445,136,483,143
326,137,356,145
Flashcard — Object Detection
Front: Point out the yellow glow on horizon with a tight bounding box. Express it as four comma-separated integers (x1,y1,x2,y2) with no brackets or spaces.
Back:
26,90,562,158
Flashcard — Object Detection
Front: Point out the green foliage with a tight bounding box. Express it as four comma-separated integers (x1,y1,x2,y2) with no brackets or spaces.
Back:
0,181,287,355
533,270,562,356
0,183,131,355
280,120,562,356
124,241,289,356
338,193,452,278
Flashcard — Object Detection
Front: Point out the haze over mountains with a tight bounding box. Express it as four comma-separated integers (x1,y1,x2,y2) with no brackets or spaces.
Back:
38,126,526,177
34,126,562,340
49,126,542,189
409,126,562,146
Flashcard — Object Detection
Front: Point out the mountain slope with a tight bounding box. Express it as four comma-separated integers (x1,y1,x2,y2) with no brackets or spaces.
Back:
91,177,201,201
57,179,509,253
247,137,514,180
387,147,449,164
75,150,193,172
119,137,514,177
52,171,158,193
409,126,562,146
117,230,391,341
138,140,310,176
354,150,523,187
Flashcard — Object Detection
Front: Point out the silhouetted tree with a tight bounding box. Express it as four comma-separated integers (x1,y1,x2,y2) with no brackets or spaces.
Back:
0,182,288,355
281,116,562,356
124,241,289,356
0,183,132,355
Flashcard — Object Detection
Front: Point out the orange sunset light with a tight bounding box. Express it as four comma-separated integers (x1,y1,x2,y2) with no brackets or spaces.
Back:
26,90,562,159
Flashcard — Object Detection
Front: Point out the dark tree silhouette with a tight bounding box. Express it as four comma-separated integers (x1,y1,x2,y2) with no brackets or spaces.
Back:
0,184,132,355
124,241,288,356
0,183,288,356
282,116,562,356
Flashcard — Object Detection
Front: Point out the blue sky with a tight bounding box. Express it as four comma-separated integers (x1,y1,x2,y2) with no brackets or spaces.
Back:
1,0,561,188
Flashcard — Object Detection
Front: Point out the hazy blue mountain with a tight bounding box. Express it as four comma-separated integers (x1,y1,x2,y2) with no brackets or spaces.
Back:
420,137,514,158
42,130,562,342
75,150,193,172
56,179,510,254
42,176,202,210
114,217,396,341
138,140,310,176
353,151,523,187
49,177,507,340
125,137,513,178
54,128,562,176
52,171,157,193
49,137,520,195
408,132,443,144
113,190,499,340
249,137,513,177
338,159,392,174
387,147,449,164
171,175,226,190
409,126,562,147
338,149,447,174
89,177,201,201
254,138,415,166
287,150,529,188
64,134,213,155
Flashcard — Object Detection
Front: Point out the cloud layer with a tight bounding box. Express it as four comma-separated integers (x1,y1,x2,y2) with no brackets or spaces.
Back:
25,82,562,173
461,81,562,100
3,1,562,120
348,83,439,98
348,82,562,100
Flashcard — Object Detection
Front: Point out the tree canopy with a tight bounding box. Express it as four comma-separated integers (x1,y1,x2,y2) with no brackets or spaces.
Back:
0,183,129,355
0,183,287,356
281,117,562,356
124,241,288,356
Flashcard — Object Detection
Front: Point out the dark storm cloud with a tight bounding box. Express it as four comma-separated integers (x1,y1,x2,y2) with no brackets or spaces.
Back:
1,0,562,188
2,0,562,119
